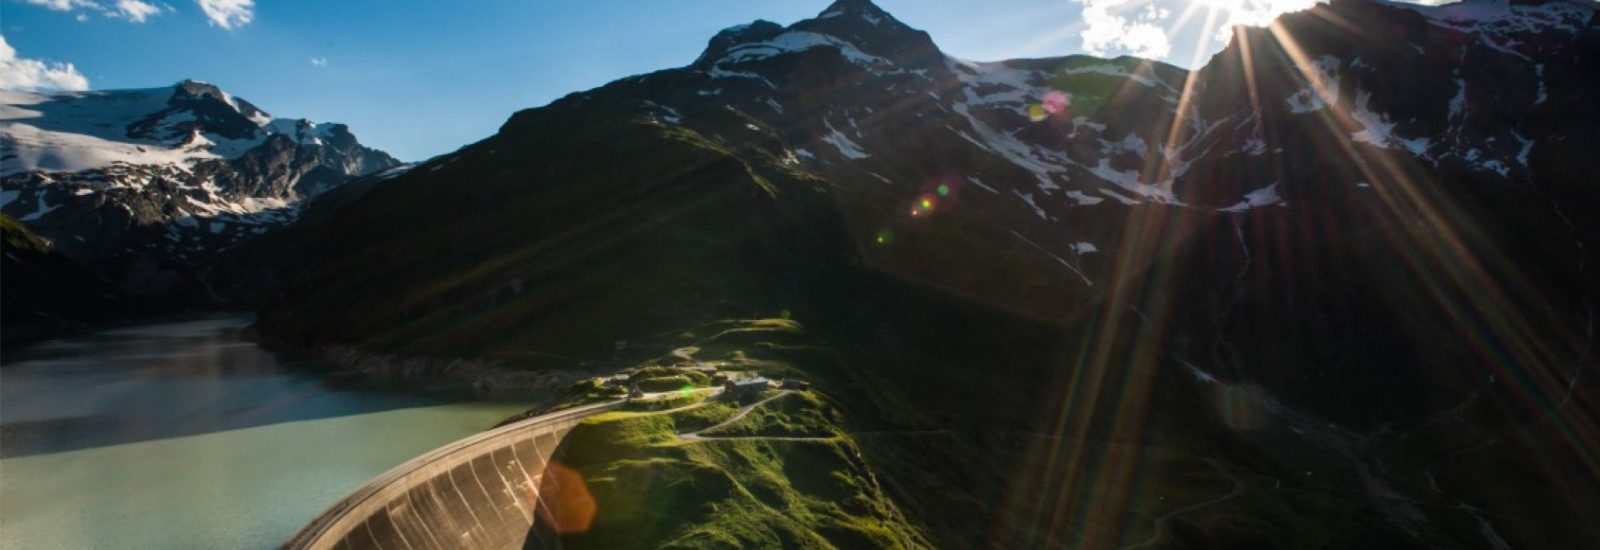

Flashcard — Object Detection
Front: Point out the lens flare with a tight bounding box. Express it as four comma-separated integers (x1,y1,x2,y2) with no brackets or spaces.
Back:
538,461,596,534
1042,90,1070,114
937,184,951,197
1028,104,1049,122
909,194,939,218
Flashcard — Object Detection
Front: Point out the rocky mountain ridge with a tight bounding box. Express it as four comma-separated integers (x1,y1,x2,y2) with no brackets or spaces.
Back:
1,79,402,296
259,0,1597,419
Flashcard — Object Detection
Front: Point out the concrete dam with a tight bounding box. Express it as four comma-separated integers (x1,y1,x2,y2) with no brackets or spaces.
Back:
283,399,624,550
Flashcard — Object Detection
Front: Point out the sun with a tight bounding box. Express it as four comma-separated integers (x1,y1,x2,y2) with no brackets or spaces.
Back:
1203,0,1323,28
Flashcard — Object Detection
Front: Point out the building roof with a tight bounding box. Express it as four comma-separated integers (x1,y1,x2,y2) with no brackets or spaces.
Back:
728,376,770,387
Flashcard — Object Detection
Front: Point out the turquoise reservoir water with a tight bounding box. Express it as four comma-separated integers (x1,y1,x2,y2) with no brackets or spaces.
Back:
0,317,528,549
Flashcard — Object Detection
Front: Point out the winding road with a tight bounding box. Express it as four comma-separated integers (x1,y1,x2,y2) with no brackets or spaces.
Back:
678,390,802,441
1119,458,1246,550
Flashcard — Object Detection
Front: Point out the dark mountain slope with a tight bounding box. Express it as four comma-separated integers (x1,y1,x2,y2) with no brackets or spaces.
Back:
1,214,143,343
255,108,855,364
249,0,1600,547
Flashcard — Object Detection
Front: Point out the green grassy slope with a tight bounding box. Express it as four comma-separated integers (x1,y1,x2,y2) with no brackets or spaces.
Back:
509,310,1414,549
551,387,926,549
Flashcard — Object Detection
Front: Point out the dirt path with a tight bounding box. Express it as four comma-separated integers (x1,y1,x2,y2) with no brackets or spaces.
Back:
678,388,796,441
1120,458,1246,550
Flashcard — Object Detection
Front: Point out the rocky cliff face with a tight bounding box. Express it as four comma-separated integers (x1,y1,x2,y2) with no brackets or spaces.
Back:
1,80,402,297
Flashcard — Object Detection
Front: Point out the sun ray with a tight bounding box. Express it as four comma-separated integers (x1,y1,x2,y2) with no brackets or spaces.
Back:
1262,18,1600,477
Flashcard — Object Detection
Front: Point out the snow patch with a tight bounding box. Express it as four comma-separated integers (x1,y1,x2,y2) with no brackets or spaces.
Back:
1013,190,1048,219
1448,76,1467,122
947,78,1073,192
1285,56,1342,114
373,163,418,181
1099,134,1148,157
1350,91,1430,155
1512,130,1534,166
1088,158,1176,203
820,119,870,159
705,67,776,88
1182,360,1220,384
1068,116,1106,139
1220,183,1284,213
1098,188,1139,206
966,176,999,194
715,31,890,69
644,101,683,124
1065,190,1105,206
18,195,58,221
1242,137,1267,156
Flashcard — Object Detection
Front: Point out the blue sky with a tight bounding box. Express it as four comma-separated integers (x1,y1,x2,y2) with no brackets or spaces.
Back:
1,0,1443,160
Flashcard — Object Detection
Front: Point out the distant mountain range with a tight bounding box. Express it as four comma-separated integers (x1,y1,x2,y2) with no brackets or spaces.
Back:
5,0,1599,547
1,79,400,304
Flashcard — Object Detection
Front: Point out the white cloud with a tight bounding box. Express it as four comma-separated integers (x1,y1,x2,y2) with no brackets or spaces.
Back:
310,57,328,68
1073,0,1455,60
197,0,253,30
21,0,99,10
0,34,90,91
1208,0,1320,42
1076,0,1173,58
20,0,167,23
110,0,163,23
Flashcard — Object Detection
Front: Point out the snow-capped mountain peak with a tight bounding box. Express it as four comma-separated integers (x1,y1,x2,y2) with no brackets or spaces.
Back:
691,0,937,74
1,80,381,177
1,79,399,278
794,0,938,63
817,0,891,19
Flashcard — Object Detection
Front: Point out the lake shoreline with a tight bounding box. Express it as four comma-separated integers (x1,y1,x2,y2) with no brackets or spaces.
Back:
0,316,543,548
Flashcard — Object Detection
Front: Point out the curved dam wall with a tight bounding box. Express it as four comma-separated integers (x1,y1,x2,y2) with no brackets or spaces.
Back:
284,400,623,550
